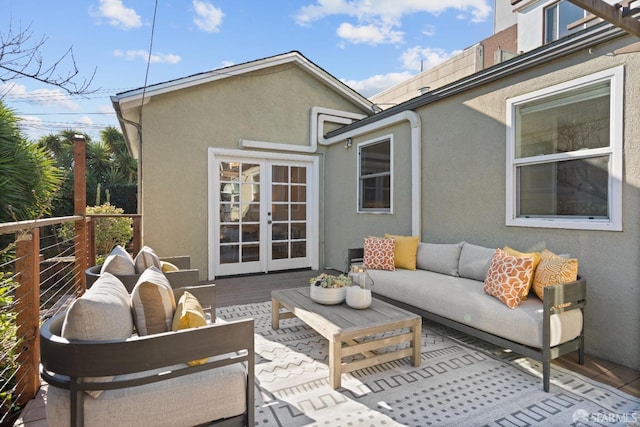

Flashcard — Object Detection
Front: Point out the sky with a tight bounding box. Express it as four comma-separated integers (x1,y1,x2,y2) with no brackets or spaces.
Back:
1,0,495,141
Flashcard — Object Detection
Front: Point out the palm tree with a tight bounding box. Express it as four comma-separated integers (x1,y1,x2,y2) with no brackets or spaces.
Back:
0,101,62,222
101,126,137,184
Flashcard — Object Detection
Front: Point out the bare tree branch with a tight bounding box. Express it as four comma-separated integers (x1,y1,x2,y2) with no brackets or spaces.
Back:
0,20,98,96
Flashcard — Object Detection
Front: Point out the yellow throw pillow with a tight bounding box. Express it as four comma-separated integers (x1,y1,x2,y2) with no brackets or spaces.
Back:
533,249,578,301
172,291,208,366
503,246,541,299
363,236,396,271
385,234,420,270
161,261,180,273
483,248,535,309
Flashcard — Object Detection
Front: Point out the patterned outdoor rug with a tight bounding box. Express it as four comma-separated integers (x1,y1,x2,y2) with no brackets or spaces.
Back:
217,301,639,427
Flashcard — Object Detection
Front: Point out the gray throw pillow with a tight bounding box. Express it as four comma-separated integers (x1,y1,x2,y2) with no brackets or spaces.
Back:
458,243,497,281
416,242,465,276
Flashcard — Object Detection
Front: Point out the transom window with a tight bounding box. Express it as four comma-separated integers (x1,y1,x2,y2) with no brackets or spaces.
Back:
358,137,392,213
544,0,586,44
506,66,623,231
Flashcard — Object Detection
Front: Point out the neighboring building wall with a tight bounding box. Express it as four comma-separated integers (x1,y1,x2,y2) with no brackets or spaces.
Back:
370,44,484,108
323,35,640,370
370,25,518,109
133,64,368,279
494,0,518,33
482,24,518,69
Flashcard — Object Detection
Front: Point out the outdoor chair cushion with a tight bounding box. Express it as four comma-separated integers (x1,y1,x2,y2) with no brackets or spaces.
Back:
100,245,136,276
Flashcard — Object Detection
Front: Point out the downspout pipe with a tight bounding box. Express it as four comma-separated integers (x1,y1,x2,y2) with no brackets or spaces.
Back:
319,110,422,236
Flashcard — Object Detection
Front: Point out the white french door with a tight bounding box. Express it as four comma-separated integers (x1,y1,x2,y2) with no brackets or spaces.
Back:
210,151,317,278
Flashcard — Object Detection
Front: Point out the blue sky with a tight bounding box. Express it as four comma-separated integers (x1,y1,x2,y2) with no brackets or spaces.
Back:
1,0,494,140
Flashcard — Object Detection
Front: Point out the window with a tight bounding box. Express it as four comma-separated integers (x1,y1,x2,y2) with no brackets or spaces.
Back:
358,138,392,213
544,0,585,44
506,66,623,231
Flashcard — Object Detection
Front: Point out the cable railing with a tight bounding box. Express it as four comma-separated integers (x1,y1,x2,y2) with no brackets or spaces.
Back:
0,214,141,425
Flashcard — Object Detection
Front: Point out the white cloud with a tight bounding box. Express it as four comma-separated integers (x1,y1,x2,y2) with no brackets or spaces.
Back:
94,0,142,29
113,49,181,64
400,46,462,72
341,71,413,98
422,24,436,37
1,82,80,110
193,0,224,33
295,0,492,44
336,22,403,45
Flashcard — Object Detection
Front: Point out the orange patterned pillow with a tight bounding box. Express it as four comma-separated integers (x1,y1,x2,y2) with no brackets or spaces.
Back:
502,246,541,299
483,249,535,309
363,237,396,271
533,249,578,301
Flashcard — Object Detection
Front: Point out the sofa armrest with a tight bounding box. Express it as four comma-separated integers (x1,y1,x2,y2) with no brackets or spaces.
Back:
160,255,191,270
346,248,365,272
542,276,587,314
40,313,254,384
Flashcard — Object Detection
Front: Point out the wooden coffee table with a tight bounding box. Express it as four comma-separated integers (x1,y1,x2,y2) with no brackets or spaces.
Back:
271,287,422,389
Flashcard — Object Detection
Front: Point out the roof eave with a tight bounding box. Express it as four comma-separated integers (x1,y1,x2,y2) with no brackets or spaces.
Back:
326,21,628,139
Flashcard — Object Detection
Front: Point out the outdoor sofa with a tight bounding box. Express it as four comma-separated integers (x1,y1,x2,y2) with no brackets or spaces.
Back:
348,238,586,392
40,264,255,426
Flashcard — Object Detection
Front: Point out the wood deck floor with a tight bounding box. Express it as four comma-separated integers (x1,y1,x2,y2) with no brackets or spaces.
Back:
14,269,640,427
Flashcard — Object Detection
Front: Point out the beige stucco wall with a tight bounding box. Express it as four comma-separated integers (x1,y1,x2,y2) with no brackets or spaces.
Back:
323,35,640,370
134,63,369,280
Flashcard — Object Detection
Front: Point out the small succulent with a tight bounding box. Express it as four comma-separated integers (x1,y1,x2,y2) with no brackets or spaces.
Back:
310,273,352,288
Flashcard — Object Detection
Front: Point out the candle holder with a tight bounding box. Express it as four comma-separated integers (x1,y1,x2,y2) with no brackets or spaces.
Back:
346,265,374,309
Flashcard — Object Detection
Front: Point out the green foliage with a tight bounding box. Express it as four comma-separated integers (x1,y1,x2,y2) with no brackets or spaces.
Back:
59,203,133,257
0,101,63,222
40,127,138,216
0,272,19,413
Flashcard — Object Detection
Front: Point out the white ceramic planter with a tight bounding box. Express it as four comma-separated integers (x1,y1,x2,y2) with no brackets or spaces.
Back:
310,284,347,305
346,286,372,309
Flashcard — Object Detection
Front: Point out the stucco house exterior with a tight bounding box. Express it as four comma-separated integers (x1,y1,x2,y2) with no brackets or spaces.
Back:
112,13,640,373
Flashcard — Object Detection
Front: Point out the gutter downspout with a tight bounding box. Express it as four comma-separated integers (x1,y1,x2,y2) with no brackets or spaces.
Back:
111,98,143,216
319,111,422,236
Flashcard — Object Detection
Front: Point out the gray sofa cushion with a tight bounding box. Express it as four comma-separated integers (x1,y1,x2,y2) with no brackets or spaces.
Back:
46,362,248,427
458,242,496,281
369,268,583,349
416,242,464,276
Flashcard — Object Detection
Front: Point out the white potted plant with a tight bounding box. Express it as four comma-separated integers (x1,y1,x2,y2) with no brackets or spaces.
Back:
309,273,350,304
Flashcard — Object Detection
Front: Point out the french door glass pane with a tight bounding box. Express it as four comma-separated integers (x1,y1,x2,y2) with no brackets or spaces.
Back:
272,243,288,260
291,241,306,258
219,161,261,265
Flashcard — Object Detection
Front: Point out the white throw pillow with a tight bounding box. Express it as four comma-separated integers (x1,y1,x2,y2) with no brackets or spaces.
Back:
61,272,133,398
131,266,176,335
134,245,162,274
100,245,135,276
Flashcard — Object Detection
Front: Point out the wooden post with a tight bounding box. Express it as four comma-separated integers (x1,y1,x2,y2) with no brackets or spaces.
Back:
73,135,87,295
15,229,40,405
132,216,142,256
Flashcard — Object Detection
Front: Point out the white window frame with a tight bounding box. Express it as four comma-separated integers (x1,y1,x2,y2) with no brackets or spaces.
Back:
357,135,393,214
543,0,586,44
505,66,624,231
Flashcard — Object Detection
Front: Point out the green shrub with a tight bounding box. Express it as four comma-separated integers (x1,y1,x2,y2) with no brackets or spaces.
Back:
60,203,133,258
0,272,20,416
